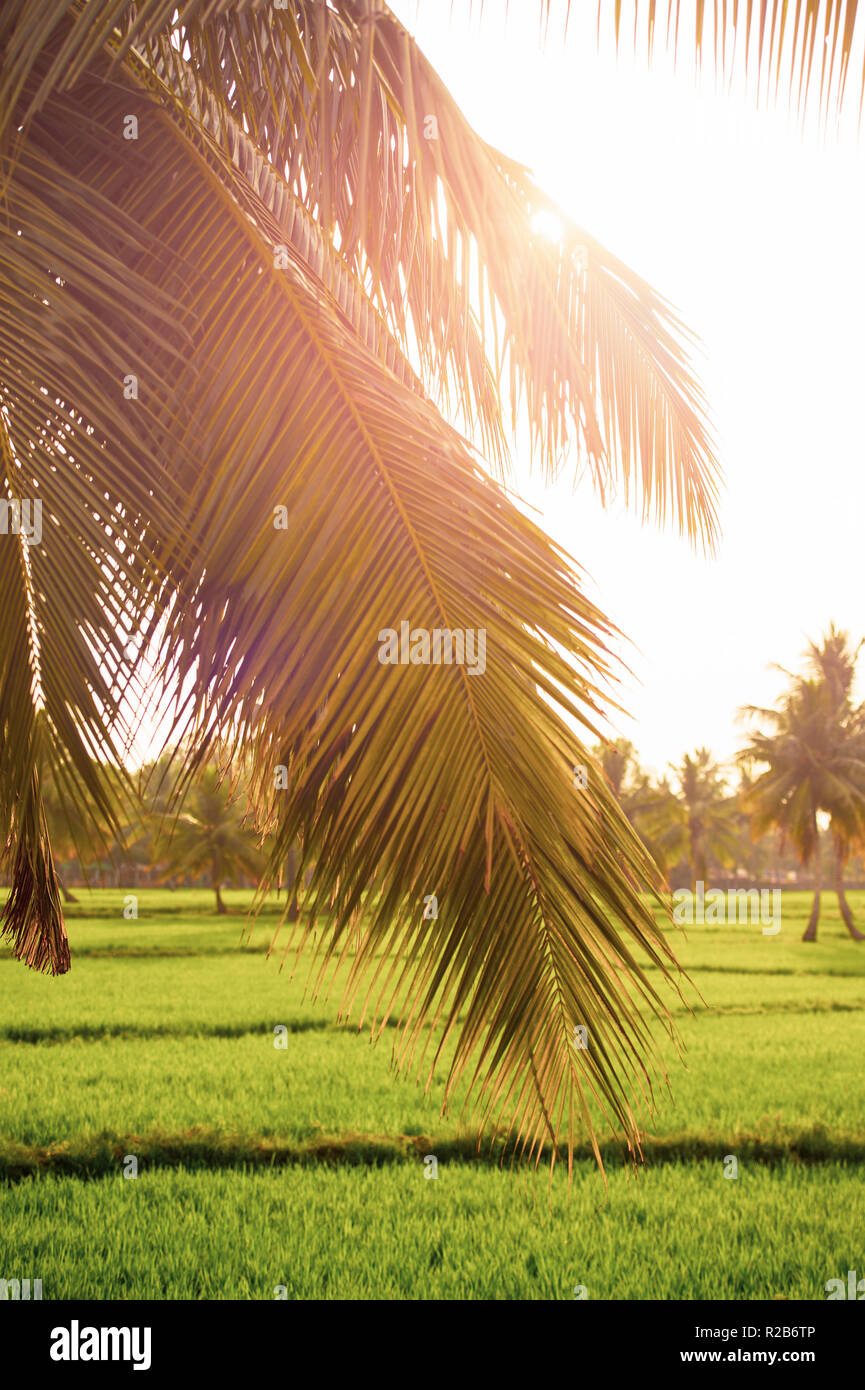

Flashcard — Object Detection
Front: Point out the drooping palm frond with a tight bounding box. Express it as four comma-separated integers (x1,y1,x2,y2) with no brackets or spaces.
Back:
615,1,865,123
140,38,689,1160
0,2,717,1164
0,195,175,968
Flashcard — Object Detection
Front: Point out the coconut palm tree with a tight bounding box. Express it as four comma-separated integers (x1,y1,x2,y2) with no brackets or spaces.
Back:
804,624,862,702
1,1,862,1166
666,749,740,891
741,663,865,942
151,767,266,914
802,626,865,936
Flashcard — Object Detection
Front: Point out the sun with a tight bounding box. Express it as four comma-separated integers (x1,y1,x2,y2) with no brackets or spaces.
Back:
530,208,565,243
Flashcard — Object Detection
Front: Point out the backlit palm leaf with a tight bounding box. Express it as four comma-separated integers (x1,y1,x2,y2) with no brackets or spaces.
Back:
151,1,721,532
618,1,865,122
0,0,725,1164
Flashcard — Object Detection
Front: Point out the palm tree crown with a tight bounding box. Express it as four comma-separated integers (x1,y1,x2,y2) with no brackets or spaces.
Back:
741,629,865,941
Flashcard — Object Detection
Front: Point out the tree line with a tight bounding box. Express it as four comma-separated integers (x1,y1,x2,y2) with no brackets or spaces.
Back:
27,625,865,945
599,625,865,942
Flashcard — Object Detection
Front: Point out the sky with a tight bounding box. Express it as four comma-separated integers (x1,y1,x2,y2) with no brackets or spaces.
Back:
390,0,865,781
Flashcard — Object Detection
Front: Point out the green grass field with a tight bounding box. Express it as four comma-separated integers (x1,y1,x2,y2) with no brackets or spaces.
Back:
1,888,864,1299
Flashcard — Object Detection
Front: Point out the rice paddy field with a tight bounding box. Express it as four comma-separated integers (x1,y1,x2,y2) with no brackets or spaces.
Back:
1,888,864,1300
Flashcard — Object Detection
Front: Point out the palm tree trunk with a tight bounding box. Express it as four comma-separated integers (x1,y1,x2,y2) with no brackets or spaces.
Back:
834,845,864,940
214,882,228,914
803,835,822,941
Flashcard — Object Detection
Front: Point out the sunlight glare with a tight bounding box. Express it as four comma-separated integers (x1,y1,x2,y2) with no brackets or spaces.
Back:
530,208,564,243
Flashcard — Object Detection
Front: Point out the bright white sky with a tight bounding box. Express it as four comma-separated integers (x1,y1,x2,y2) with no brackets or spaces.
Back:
391,0,865,781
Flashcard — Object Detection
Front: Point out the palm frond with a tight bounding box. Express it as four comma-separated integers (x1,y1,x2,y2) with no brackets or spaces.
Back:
149,1,721,539
112,43,688,1163
0,33,200,970
0,1,708,1159
617,1,865,123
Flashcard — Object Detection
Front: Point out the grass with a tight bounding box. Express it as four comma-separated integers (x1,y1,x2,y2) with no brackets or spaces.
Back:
1,1164,861,1300
1,887,864,1298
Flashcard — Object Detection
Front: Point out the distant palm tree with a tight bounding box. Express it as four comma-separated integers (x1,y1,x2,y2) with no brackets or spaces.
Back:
802,625,865,937
152,768,265,915
804,624,862,700
594,739,639,803
668,750,740,892
741,640,865,941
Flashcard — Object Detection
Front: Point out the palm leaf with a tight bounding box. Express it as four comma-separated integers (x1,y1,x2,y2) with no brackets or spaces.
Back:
0,2,707,1161
616,1,864,123
145,1,721,535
